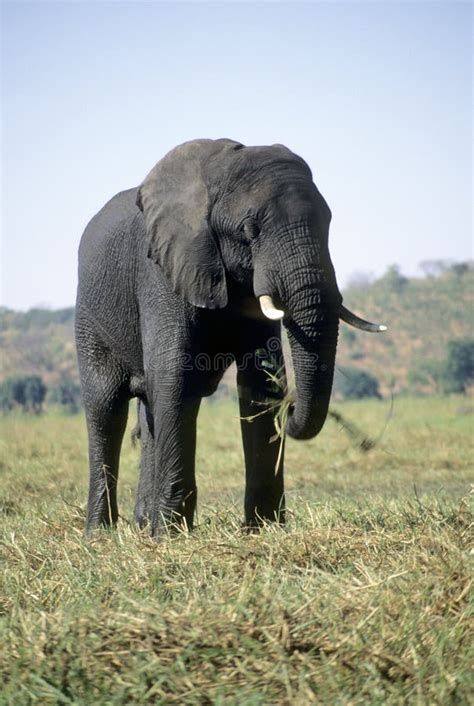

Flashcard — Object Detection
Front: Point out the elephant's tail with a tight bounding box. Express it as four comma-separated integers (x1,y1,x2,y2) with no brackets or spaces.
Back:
131,399,141,446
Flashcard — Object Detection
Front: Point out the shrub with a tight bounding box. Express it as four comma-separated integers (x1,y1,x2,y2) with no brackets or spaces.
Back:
442,339,474,394
408,359,444,395
49,376,82,414
0,375,46,414
335,367,381,400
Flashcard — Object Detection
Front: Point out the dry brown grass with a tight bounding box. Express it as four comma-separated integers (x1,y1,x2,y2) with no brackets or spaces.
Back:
0,396,473,704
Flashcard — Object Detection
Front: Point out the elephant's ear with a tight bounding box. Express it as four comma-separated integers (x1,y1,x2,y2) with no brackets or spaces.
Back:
137,139,241,309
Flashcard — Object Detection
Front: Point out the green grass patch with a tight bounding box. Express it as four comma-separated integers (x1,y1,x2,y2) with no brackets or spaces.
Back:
1,396,472,704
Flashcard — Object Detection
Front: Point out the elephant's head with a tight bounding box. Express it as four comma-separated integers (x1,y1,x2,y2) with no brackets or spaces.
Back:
137,138,385,440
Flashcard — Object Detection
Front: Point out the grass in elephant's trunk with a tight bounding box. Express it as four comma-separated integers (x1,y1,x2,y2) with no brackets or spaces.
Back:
242,369,380,474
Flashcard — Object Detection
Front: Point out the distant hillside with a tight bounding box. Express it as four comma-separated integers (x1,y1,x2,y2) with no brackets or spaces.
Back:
0,307,77,386
336,264,473,394
1,263,472,397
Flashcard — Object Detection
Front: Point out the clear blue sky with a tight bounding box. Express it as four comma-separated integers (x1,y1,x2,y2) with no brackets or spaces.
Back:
2,1,472,310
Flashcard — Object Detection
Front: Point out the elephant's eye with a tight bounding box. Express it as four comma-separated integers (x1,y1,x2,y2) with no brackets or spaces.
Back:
242,218,260,242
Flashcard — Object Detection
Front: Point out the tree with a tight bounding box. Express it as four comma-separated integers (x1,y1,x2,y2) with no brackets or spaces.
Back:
408,359,444,395
449,261,472,277
335,367,381,400
419,260,473,279
0,375,46,414
380,264,408,293
49,376,82,413
23,376,47,413
0,379,15,412
442,339,474,393
0,377,26,412
419,260,452,278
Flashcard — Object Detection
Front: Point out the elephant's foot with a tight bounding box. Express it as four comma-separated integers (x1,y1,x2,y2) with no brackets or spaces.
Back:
242,505,286,533
134,491,197,539
84,511,118,538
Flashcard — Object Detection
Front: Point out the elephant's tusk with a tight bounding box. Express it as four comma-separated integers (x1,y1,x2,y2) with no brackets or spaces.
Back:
259,295,284,320
339,304,387,332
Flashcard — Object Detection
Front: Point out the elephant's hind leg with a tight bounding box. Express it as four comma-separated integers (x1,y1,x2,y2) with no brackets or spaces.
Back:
79,348,130,533
134,400,155,529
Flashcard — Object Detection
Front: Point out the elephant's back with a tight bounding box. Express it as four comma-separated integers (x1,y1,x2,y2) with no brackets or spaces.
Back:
76,188,145,370
78,188,142,263
77,187,145,291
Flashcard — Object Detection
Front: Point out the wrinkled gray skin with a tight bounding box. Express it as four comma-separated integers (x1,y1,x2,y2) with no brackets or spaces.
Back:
76,139,342,537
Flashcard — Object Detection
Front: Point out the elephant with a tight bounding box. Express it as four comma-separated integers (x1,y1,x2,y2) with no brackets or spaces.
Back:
76,138,385,538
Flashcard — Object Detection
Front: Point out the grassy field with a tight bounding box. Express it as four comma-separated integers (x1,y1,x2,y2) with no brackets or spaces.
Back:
0,395,472,705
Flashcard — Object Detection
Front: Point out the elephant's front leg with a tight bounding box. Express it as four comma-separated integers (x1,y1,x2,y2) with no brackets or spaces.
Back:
237,333,286,528
137,375,201,538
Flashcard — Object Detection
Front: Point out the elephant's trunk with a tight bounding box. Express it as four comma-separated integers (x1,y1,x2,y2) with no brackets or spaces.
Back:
285,322,339,440
284,283,339,440
254,246,340,441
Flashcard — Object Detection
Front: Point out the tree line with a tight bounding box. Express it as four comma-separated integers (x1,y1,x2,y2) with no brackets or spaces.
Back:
1,263,472,409
0,337,472,414
0,375,81,414
407,339,474,396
